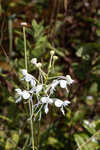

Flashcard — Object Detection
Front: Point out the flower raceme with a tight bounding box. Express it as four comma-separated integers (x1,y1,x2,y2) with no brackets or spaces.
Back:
15,59,74,118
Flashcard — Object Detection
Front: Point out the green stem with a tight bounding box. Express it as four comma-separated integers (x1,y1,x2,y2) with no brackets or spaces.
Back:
45,53,53,85
23,26,28,71
37,119,40,149
48,76,62,80
29,99,34,150
23,26,35,150
48,53,53,75
8,19,13,57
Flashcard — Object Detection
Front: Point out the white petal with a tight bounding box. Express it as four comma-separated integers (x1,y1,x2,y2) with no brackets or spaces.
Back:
16,96,22,103
22,90,30,99
36,85,43,93
63,100,70,106
25,74,32,82
41,97,48,103
54,99,63,107
84,120,90,125
59,80,67,88
60,107,65,115
44,104,49,114
66,87,69,93
48,98,53,104
50,88,54,95
41,97,53,104
22,69,27,75
15,88,22,95
51,80,59,89
29,87,36,93
49,80,59,95
66,75,74,85
30,79,36,87
15,88,21,92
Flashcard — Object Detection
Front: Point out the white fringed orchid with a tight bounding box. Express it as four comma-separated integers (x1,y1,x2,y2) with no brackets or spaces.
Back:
54,99,70,115
15,57,74,119
15,88,30,103
41,97,53,114
66,75,74,85
21,69,36,87
49,80,59,94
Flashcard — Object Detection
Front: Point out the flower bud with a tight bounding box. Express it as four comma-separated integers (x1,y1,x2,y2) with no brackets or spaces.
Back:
20,22,28,26
31,58,37,65
53,55,58,60
50,50,55,55
36,62,42,68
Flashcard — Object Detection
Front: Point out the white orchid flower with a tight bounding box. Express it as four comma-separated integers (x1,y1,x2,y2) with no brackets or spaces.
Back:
41,97,53,114
15,89,22,103
41,97,53,104
15,88,22,95
54,99,63,107
29,84,43,94
54,98,70,107
21,69,36,87
36,84,43,94
15,88,30,103
66,75,74,85
58,75,74,92
59,80,67,88
51,80,59,89
22,90,30,99
59,80,69,92
54,98,70,115
49,80,59,94
59,75,74,85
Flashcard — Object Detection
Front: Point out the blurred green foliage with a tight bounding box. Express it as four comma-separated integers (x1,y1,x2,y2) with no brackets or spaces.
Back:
0,0,100,149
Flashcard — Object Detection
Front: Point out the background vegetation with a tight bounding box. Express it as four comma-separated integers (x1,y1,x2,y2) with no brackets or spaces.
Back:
0,0,100,149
